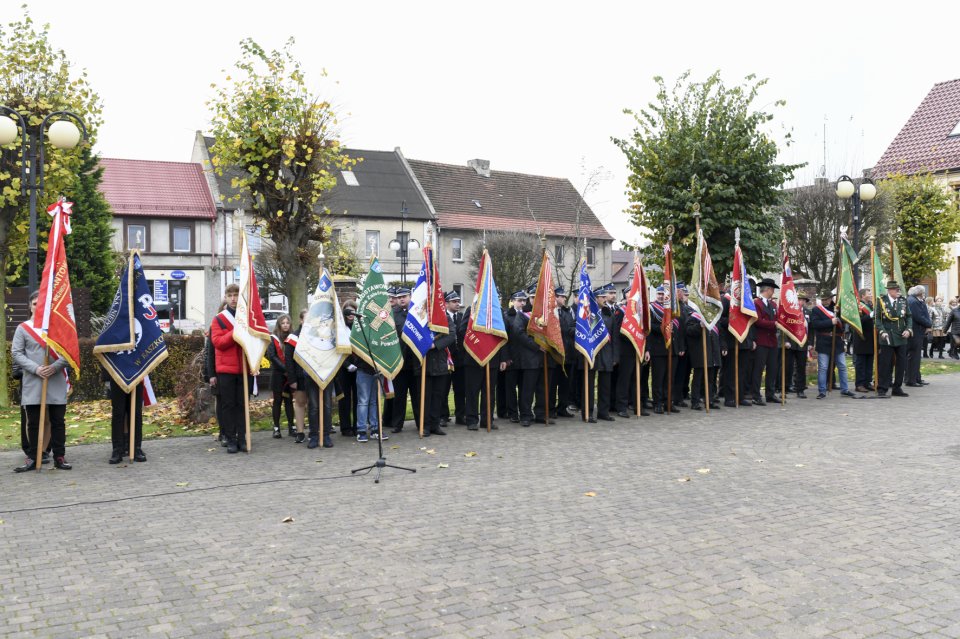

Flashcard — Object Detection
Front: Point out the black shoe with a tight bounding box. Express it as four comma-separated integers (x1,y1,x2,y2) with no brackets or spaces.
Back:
288,426,297,437
766,394,781,403
273,426,282,439
134,449,147,462
556,410,575,418
227,439,239,454
691,402,703,410
14,459,36,473
864,384,875,391
674,400,689,408
877,389,888,397
109,450,123,464
54,457,72,470
905,383,920,387
455,418,467,425
520,420,531,427
391,425,404,433
467,423,479,431
753,399,767,406
598,415,615,421
616,411,630,418
428,428,445,436
642,400,653,409
219,434,228,448
640,408,651,416
840,390,856,397
587,417,597,423
669,406,680,413
323,435,334,448
41,452,51,464
797,391,807,399
654,404,664,414
723,401,737,408
816,393,827,399
919,381,930,386
892,388,909,397
510,416,520,424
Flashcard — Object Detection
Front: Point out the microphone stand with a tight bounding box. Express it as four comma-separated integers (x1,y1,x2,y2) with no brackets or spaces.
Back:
351,313,417,483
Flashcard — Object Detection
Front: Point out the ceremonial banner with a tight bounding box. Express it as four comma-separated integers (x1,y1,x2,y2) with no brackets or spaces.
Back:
295,268,352,389
891,241,906,293
872,245,893,321
574,260,609,367
728,243,757,342
426,245,449,334
463,249,508,366
838,245,863,337
351,257,404,379
688,230,722,329
662,242,679,346
36,198,80,375
233,233,270,372
620,254,650,355
776,246,807,347
527,250,565,363
402,255,434,361
94,252,169,392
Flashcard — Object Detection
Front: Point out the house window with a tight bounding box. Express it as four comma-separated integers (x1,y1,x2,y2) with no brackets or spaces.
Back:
555,244,564,266
127,223,147,252
331,228,342,244
172,225,192,253
453,283,463,299
245,225,262,253
586,246,596,267
365,230,379,257
452,238,463,262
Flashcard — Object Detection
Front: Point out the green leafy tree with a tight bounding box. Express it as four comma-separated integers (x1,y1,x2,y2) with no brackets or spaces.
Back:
208,38,356,316
884,173,960,285
613,71,802,280
0,8,101,406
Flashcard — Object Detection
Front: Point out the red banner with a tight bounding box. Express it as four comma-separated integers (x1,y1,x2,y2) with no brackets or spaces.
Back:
620,253,650,355
527,250,564,363
36,199,80,375
426,246,449,334
776,246,808,347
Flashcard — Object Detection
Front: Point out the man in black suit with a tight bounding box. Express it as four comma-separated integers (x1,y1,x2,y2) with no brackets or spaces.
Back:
443,291,465,425
906,285,931,387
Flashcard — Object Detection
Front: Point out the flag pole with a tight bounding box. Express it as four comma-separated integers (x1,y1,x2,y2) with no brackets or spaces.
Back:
693,210,710,414
583,355,590,422
539,238,549,424
734,348,739,408
781,236,787,408
485,364,492,432
36,350,49,472
242,358,252,452
829,232,844,394
871,236,880,396
129,388,137,461
635,352,641,417
419,365,426,438
666,227,674,415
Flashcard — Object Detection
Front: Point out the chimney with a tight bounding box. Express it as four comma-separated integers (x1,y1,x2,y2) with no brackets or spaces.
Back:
467,159,491,178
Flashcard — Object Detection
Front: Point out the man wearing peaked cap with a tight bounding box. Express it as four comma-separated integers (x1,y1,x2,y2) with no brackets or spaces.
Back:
553,286,576,418
444,290,465,425
505,289,540,427
809,289,853,399
783,288,812,398
876,279,912,397
750,277,781,406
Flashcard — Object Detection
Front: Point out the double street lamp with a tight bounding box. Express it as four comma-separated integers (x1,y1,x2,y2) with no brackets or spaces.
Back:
388,201,420,284
0,107,87,291
836,175,877,284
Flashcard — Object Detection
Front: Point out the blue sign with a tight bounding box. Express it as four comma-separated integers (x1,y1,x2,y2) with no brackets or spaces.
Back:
170,270,186,280
153,279,168,303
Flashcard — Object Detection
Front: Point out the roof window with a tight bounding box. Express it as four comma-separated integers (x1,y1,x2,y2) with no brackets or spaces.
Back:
472,199,482,208
341,170,359,186
950,118,960,137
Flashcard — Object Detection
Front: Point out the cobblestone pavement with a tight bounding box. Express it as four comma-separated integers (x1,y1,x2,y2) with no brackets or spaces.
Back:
3,374,960,639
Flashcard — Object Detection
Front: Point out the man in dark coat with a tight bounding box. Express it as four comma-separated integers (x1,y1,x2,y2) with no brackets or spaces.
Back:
554,287,576,417
459,305,507,431
671,283,693,407
648,286,682,414
389,286,422,433
442,291,466,425
852,288,875,392
686,304,723,411
809,291,855,399
750,278,781,405
615,287,650,417
575,286,618,422
506,291,543,427
906,286,931,386
421,315,458,437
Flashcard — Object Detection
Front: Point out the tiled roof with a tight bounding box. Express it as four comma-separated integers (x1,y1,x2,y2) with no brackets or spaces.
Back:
201,137,433,220
406,159,614,241
99,158,216,219
611,249,634,283
872,78,960,178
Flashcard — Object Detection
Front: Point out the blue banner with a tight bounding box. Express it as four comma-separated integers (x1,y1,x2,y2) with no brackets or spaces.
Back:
574,260,609,368
401,259,434,361
94,253,169,392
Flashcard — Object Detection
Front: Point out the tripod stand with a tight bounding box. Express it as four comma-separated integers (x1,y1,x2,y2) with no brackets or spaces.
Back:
350,314,416,483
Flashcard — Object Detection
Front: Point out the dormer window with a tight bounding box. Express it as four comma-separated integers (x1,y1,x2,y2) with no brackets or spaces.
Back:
951,118,960,137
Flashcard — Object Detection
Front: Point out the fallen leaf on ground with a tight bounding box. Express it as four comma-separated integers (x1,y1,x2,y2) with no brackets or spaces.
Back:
207,448,216,452
756,459,765,464
464,451,477,457
176,482,189,487
584,491,597,497
419,447,427,451
437,463,449,469
391,445,400,450
425,449,436,455
841,413,849,417
315,459,323,463
0,519,4,524
678,477,691,482
697,468,711,474
281,516,294,523
795,464,805,468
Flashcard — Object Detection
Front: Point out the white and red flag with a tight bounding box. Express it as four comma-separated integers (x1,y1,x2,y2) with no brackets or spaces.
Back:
776,244,808,347
36,198,80,376
233,232,270,373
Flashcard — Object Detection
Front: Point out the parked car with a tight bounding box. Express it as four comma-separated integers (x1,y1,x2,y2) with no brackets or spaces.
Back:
263,309,286,332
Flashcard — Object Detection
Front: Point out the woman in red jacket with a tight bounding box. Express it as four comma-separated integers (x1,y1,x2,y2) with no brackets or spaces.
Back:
210,284,247,453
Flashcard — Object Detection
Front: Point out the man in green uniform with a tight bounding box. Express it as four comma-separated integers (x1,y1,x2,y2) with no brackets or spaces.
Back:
876,280,913,397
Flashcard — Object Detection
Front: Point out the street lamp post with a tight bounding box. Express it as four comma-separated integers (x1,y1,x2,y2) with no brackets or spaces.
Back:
835,175,877,285
388,201,420,284
0,107,87,291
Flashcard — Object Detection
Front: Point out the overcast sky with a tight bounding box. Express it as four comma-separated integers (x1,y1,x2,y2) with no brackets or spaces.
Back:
18,0,960,246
